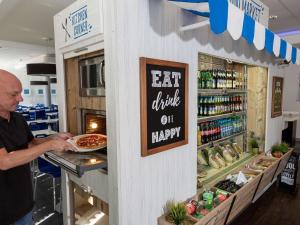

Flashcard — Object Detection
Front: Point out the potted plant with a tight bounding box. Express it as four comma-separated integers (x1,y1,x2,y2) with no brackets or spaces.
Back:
271,142,289,158
248,132,260,155
164,201,187,225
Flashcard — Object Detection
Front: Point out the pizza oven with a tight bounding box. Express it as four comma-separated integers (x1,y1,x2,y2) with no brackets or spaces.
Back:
81,109,106,135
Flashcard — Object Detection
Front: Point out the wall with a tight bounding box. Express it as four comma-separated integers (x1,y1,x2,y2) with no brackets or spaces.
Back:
0,42,57,106
104,1,282,225
282,64,300,138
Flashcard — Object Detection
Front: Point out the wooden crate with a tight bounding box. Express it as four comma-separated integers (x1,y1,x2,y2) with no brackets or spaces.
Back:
226,173,262,223
253,158,280,199
157,196,234,225
158,215,198,225
272,149,293,182
212,195,234,225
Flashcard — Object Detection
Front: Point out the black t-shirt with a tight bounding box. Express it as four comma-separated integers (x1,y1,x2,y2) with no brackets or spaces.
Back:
0,112,34,225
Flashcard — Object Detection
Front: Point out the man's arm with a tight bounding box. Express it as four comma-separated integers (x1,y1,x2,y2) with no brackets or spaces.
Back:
0,139,75,170
29,132,73,146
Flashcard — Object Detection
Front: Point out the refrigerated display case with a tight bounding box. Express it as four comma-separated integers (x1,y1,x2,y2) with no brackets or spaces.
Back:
196,53,268,191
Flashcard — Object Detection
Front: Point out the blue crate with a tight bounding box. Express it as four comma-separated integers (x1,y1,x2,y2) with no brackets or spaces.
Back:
29,122,48,131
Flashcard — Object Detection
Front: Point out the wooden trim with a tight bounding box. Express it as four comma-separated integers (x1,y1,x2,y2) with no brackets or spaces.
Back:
251,173,264,202
271,76,283,118
140,57,189,157
140,57,148,156
224,195,236,225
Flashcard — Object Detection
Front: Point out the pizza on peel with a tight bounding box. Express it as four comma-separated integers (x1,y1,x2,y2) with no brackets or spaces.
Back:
75,134,107,150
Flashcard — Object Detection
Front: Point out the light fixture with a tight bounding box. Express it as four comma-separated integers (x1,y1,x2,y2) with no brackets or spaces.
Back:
269,15,278,20
277,29,300,37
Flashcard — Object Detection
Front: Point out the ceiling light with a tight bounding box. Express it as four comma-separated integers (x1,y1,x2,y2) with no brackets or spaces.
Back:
277,29,300,37
269,15,278,20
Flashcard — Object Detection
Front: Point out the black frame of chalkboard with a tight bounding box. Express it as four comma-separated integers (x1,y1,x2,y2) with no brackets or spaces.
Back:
140,57,189,157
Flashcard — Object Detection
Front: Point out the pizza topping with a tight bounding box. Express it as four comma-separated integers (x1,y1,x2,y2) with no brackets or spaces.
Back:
75,134,107,149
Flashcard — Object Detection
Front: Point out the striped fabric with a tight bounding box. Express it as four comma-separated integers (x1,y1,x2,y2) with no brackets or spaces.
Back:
167,0,300,65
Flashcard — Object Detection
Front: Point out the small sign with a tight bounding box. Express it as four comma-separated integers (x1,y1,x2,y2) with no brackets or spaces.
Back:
37,89,44,95
51,89,57,95
23,89,31,96
55,0,103,49
229,0,269,27
140,57,188,157
280,152,299,192
271,76,284,118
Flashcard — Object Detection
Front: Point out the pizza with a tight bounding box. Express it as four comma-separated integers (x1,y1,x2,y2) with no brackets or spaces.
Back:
75,134,107,149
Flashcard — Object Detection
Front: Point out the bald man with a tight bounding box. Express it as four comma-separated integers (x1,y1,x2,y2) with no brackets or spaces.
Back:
0,69,75,225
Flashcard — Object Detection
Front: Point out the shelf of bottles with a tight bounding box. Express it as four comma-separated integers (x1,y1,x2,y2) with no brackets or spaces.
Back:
197,67,248,151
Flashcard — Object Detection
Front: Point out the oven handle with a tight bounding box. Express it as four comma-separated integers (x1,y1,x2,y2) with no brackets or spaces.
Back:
100,59,105,87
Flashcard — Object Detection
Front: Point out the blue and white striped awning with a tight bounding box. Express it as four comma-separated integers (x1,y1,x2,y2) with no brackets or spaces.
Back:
168,0,300,65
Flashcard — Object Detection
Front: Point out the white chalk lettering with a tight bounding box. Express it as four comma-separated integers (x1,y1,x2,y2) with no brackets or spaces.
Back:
151,127,181,144
162,71,172,87
172,72,181,87
152,89,180,111
151,70,162,87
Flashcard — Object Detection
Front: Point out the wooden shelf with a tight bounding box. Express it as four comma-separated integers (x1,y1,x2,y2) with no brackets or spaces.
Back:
198,89,247,95
198,153,254,191
198,111,246,123
197,131,246,150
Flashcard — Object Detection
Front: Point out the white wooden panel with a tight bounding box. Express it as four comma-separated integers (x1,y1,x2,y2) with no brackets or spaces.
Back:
69,170,109,203
104,1,282,225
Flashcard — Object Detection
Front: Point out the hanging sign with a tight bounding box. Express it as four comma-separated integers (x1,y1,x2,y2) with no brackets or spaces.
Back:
229,0,269,27
54,0,103,49
140,57,189,157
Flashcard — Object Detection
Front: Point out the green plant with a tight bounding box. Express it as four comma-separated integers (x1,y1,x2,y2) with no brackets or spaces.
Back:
272,143,289,154
165,201,187,225
249,139,259,148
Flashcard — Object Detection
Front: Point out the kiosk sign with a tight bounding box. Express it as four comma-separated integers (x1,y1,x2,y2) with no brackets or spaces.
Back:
140,57,188,157
229,0,269,27
55,0,103,48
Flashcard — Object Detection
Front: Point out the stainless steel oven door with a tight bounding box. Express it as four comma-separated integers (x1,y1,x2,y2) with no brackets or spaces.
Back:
79,55,105,97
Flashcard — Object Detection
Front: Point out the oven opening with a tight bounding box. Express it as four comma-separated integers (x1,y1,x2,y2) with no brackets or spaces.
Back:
73,182,109,225
81,109,106,135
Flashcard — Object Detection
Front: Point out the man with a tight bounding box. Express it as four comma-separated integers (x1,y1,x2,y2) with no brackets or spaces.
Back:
0,69,76,225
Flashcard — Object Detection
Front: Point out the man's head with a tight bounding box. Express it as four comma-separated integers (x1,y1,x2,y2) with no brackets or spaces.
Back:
0,70,23,112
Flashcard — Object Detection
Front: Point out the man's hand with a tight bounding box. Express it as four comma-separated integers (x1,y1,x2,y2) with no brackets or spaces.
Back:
46,139,76,152
49,132,73,141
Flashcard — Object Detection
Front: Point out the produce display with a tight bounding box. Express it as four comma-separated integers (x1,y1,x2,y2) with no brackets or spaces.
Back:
185,189,230,219
197,141,244,188
214,180,241,193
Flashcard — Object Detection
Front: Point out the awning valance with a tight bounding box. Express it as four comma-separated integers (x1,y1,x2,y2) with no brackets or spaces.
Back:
168,0,300,65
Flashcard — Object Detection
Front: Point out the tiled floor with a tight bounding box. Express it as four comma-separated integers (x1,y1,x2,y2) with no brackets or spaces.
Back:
33,174,63,225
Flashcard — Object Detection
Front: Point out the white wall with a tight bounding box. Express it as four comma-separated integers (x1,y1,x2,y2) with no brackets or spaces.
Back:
282,64,300,138
104,1,282,225
0,40,57,106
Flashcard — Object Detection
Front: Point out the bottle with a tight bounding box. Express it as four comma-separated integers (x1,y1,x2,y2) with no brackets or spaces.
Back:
198,96,202,116
212,70,217,89
232,71,237,89
203,97,207,116
201,71,206,89
197,71,202,89
197,125,202,146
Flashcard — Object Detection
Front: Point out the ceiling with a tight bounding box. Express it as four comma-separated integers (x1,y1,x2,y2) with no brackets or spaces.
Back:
0,0,75,46
0,0,299,47
0,0,300,69
261,0,300,33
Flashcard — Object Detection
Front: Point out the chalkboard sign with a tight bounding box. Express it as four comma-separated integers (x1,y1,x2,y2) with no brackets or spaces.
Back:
140,57,188,157
280,152,299,192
